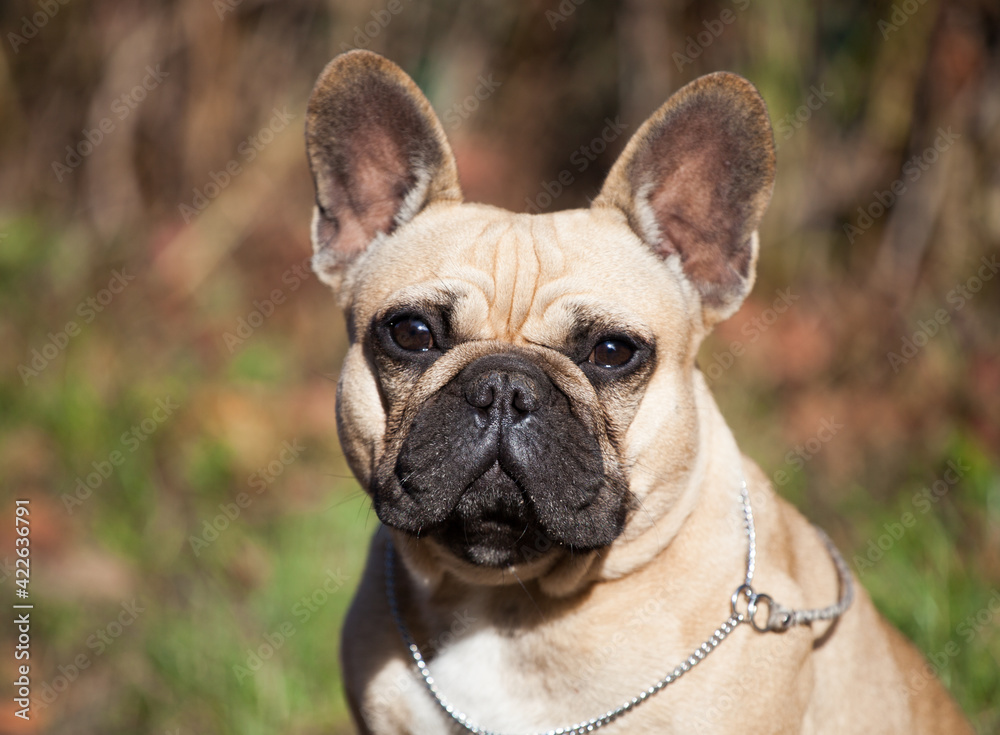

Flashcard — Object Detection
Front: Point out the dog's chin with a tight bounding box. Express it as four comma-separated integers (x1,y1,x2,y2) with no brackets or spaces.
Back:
431,515,547,568
401,462,558,568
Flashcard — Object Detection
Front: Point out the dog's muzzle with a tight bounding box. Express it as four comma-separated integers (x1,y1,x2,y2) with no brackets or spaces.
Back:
372,352,629,567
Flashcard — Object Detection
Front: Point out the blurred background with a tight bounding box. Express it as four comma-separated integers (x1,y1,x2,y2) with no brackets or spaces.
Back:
1,0,998,732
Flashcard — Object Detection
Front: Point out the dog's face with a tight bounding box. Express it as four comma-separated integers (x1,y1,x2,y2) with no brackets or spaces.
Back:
306,51,774,574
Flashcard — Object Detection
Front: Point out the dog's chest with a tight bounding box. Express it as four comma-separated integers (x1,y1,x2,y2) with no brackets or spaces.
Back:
373,603,715,734
393,628,558,733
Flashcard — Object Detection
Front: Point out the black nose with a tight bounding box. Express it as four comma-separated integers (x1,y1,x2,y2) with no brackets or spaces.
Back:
465,372,540,414
461,354,550,421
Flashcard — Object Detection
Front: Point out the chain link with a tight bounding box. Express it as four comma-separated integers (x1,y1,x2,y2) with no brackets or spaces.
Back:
383,478,853,734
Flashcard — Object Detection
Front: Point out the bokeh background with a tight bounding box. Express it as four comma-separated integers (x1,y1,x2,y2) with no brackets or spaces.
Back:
1,0,998,732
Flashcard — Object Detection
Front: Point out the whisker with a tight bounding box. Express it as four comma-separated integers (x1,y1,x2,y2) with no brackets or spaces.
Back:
512,569,547,625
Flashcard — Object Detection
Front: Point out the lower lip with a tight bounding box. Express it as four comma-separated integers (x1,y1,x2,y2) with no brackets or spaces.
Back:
474,515,523,531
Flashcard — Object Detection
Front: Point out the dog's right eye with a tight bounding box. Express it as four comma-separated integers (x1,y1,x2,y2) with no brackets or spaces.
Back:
390,316,434,351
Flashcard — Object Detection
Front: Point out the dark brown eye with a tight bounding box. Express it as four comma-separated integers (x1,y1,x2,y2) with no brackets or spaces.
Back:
390,316,434,351
589,339,633,368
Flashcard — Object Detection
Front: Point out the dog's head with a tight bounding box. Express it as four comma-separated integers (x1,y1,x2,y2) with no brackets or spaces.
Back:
306,51,774,579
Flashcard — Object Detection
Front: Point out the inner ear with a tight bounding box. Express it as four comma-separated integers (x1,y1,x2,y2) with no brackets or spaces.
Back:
595,72,775,325
305,51,462,288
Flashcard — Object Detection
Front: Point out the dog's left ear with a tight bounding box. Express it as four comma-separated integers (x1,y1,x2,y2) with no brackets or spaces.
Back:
305,51,463,291
594,72,775,327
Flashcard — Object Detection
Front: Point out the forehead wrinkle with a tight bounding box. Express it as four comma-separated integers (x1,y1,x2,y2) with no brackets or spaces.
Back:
521,219,543,334
533,280,588,318
500,215,568,339
494,221,518,338
537,214,568,275
529,213,586,314
456,219,505,263
455,219,517,339
446,267,495,303
450,219,511,305
504,218,543,337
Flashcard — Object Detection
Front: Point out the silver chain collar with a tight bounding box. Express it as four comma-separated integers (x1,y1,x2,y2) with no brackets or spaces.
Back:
384,479,854,735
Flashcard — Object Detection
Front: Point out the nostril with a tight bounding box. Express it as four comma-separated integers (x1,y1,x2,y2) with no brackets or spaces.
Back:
512,387,540,414
465,378,496,409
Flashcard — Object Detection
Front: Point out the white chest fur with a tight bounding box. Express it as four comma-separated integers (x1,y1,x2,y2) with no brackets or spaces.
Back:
363,595,726,735
410,630,555,733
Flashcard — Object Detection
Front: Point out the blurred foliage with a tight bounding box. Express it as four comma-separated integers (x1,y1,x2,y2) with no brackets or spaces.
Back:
0,0,998,732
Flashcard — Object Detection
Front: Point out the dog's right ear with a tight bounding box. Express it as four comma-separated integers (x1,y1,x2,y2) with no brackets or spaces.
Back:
305,51,462,290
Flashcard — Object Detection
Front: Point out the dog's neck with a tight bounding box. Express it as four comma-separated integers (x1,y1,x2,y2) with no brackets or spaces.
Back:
393,370,749,601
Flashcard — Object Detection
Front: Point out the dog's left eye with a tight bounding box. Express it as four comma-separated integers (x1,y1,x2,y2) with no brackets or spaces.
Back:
390,316,434,351
589,339,634,368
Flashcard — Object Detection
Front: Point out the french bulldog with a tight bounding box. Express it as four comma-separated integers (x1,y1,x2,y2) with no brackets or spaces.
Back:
304,50,971,734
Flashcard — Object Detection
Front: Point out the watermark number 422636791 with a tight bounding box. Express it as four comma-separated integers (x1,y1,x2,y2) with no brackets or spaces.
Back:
14,499,33,722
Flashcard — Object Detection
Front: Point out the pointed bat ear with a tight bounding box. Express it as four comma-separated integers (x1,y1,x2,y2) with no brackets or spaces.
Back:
594,72,775,327
305,50,462,291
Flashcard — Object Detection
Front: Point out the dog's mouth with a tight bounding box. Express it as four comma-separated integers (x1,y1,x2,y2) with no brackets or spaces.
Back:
430,462,552,567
